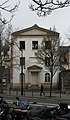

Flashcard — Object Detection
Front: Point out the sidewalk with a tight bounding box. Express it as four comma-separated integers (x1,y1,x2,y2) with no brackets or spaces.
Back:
1,90,70,104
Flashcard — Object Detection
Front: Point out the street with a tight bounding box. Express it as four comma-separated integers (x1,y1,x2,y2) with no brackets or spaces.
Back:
1,92,70,120
1,91,70,108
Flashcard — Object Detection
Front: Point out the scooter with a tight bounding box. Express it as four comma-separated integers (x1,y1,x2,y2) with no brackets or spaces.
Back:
0,96,12,120
26,103,70,120
10,96,31,120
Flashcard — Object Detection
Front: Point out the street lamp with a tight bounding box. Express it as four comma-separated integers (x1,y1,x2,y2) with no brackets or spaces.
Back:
19,41,25,95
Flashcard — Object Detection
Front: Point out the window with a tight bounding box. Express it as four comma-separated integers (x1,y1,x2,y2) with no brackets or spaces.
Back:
45,57,50,66
45,73,50,82
32,41,38,49
45,41,51,49
19,41,25,50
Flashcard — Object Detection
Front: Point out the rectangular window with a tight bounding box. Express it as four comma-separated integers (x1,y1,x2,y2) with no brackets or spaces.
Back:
19,41,25,50
32,41,38,49
45,41,51,49
45,57,50,66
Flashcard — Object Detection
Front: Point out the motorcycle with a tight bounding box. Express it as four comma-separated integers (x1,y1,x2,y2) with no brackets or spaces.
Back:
0,96,12,120
10,96,31,120
15,96,31,110
10,104,28,120
26,103,70,120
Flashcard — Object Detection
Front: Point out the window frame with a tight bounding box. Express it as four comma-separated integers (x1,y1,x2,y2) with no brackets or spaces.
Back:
45,41,51,49
32,41,38,50
19,41,25,50
45,73,50,82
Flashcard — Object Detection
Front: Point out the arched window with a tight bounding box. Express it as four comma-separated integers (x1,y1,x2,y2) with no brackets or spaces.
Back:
45,73,50,82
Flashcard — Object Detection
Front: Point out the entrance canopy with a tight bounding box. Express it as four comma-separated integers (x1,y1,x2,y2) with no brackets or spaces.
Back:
27,65,42,72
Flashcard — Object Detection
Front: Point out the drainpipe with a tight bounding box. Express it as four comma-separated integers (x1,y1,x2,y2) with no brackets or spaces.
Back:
0,33,3,93
10,37,13,89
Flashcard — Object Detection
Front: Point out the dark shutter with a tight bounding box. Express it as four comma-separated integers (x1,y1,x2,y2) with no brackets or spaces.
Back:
45,41,51,49
20,41,25,50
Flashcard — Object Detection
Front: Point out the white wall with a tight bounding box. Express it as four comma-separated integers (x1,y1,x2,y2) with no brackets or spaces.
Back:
13,36,44,84
12,29,59,86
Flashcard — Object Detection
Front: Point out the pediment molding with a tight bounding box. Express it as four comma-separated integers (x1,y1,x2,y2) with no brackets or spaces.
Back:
27,65,42,70
12,24,59,37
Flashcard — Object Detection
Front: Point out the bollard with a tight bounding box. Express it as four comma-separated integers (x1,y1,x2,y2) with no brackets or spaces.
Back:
32,90,33,97
9,88,11,94
16,90,18,95
24,90,25,96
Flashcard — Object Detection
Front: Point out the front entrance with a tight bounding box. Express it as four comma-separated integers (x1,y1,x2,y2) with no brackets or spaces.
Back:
32,72,38,85
27,65,42,87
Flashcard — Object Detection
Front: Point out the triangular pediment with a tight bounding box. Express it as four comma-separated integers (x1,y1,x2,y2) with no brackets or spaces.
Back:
12,24,59,36
19,29,47,36
27,65,42,70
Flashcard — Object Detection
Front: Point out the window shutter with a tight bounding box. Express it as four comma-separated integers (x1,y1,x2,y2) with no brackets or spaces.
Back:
20,41,25,50
45,41,51,49
45,57,50,66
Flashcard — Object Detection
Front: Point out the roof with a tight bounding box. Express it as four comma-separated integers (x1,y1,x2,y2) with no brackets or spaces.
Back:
11,24,59,36
60,46,70,51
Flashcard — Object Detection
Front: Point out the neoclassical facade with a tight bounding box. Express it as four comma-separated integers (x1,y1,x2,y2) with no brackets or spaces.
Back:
11,24,60,89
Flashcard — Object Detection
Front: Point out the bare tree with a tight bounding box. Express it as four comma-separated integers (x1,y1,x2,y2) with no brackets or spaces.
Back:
2,24,20,69
0,0,20,24
0,22,20,90
29,0,70,17
0,21,13,92
35,35,60,96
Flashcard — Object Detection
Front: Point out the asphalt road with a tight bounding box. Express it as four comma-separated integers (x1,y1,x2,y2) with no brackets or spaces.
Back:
1,93,70,107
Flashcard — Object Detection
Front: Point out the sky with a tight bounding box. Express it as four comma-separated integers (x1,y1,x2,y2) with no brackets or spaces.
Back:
4,0,70,45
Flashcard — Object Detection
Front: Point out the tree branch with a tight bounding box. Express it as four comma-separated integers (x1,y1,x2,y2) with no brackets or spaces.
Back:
0,0,20,24
30,0,70,17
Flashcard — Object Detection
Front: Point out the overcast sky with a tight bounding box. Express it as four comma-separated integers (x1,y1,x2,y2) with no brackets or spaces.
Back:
8,0,70,45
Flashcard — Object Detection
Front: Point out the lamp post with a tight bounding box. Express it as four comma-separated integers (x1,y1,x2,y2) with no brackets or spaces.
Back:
20,52,25,95
20,50,23,95
19,41,25,95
